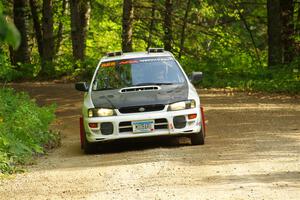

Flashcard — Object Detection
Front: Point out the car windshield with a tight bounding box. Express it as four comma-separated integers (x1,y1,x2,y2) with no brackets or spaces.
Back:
92,56,186,91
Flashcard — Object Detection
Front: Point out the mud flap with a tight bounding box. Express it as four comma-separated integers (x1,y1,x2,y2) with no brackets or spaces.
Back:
79,117,84,149
200,107,206,137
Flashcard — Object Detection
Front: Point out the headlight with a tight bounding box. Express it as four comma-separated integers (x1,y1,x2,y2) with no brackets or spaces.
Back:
88,108,115,117
168,100,196,111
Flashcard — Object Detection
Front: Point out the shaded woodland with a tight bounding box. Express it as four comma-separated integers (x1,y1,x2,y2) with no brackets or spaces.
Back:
0,0,299,92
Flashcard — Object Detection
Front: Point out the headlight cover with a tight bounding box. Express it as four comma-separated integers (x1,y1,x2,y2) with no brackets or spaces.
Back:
168,100,196,111
88,108,115,117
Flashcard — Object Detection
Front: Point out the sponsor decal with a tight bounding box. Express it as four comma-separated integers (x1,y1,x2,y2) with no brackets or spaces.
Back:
101,62,116,67
119,60,139,65
139,57,173,63
101,57,172,68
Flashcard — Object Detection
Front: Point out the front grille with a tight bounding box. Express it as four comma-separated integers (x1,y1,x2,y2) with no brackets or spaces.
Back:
154,118,168,129
119,118,168,133
119,121,132,132
118,104,165,114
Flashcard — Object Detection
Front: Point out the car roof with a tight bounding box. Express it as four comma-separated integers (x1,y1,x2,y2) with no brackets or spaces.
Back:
100,51,174,62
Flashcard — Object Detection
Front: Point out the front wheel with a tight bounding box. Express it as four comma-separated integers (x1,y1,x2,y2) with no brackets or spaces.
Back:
83,134,97,154
190,129,205,145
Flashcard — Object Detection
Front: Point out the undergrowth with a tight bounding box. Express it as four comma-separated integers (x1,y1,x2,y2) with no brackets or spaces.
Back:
0,88,59,174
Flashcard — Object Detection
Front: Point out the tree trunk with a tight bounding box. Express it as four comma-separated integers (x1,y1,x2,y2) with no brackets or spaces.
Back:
179,0,191,59
280,0,294,63
296,3,300,34
147,0,156,50
41,0,55,75
267,0,283,68
163,0,173,51
122,0,134,52
11,0,30,66
29,0,43,58
70,0,91,61
55,0,67,54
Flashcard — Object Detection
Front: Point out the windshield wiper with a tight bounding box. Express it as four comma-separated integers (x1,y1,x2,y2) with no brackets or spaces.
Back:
133,82,174,86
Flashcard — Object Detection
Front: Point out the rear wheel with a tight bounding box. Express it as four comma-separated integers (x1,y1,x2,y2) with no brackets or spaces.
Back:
83,133,96,154
190,129,205,145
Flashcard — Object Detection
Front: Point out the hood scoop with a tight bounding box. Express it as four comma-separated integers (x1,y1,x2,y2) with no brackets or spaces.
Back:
120,86,160,93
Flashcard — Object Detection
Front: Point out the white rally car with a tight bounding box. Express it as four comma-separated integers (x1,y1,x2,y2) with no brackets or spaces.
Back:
76,48,206,153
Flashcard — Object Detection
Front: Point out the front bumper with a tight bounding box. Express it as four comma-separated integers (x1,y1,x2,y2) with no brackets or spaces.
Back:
83,108,202,143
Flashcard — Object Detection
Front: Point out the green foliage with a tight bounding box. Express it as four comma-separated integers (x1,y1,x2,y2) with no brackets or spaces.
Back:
0,0,299,94
246,69,300,94
0,2,20,49
0,15,20,50
71,57,99,81
0,52,22,81
0,88,58,174
180,49,300,94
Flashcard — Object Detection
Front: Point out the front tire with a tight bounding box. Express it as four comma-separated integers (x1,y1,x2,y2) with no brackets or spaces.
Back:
191,129,205,145
83,134,96,154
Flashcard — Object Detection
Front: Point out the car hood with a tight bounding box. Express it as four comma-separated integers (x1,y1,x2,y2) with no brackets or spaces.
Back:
91,84,189,109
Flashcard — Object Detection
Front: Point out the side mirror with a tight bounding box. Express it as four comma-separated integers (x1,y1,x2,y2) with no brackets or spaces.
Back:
190,72,203,83
75,82,89,92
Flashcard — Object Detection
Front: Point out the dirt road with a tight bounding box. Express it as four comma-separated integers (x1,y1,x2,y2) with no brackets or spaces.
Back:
0,83,299,200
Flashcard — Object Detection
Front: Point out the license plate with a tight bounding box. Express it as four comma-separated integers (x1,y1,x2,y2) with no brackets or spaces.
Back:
132,120,154,133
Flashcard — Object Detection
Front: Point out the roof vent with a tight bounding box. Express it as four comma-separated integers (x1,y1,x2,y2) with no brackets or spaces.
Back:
106,51,123,57
148,48,164,53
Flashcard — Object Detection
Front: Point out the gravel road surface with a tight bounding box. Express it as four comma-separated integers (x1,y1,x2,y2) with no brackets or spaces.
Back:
0,83,299,200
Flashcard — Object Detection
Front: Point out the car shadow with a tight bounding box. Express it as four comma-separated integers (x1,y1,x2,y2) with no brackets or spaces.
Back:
92,136,191,154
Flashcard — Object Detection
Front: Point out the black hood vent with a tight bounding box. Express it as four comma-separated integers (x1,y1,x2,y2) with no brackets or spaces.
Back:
120,86,159,93
119,104,165,114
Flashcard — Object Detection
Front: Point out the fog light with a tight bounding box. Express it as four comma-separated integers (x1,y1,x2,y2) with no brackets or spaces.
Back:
89,123,98,128
100,122,113,135
173,116,186,129
188,114,197,119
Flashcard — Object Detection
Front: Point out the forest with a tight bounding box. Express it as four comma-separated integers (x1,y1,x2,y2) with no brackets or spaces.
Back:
0,0,300,92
